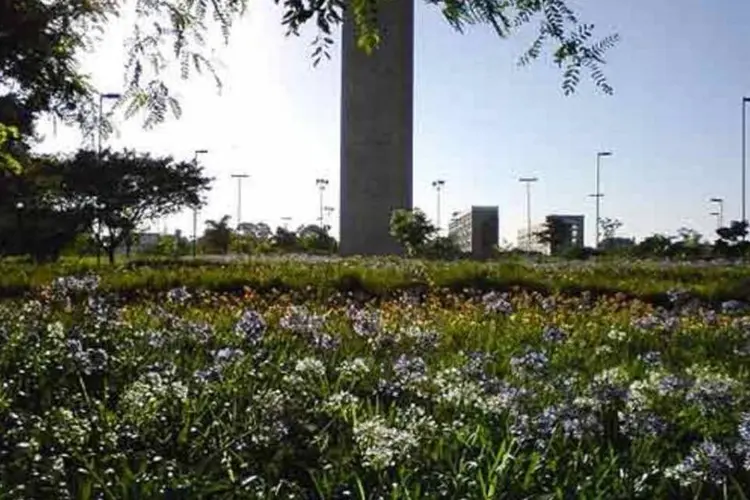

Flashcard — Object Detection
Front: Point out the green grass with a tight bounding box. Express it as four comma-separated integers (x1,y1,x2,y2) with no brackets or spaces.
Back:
2,257,750,305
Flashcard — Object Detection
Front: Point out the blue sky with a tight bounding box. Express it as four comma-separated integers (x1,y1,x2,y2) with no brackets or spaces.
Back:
34,0,750,246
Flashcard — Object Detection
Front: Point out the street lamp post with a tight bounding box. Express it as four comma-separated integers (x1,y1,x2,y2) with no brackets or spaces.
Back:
324,206,335,231
192,149,209,258
710,197,724,229
96,92,121,266
710,211,722,229
315,178,329,227
743,97,750,225
432,179,445,232
231,174,250,230
518,177,538,252
281,216,292,229
593,151,613,248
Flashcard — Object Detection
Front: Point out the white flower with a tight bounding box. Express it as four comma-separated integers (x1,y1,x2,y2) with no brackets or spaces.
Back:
294,356,326,378
354,416,419,470
607,329,627,342
323,391,360,413
338,357,370,379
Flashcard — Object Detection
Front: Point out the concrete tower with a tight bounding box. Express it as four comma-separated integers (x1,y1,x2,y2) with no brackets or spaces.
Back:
339,0,414,256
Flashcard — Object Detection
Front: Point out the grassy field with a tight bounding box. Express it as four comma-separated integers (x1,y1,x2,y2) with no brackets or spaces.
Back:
2,259,750,497
2,256,750,304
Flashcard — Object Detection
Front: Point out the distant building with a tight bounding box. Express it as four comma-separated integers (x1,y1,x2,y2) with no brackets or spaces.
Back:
516,215,585,255
546,215,585,255
448,206,499,259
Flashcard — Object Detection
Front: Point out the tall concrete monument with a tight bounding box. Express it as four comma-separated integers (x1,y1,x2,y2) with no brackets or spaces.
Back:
339,0,414,255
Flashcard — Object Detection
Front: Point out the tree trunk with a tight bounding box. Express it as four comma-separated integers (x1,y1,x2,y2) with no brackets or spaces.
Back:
107,246,116,265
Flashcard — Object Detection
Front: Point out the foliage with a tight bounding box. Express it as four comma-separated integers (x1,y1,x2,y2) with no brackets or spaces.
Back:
297,224,338,254
238,222,273,242
0,161,90,261
3,274,750,496
421,235,465,260
273,226,300,252
533,217,572,255
634,234,675,259
0,124,23,173
202,215,233,255
4,258,750,306
390,208,436,257
55,148,212,264
152,234,190,258
0,0,618,154
0,0,101,135
715,221,750,259
599,217,623,241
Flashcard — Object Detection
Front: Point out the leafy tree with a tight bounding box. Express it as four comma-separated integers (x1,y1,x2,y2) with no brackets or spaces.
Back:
1,0,618,158
298,224,337,253
634,234,673,258
599,217,623,242
422,235,464,260
390,208,436,257
715,220,750,259
717,220,748,243
238,222,273,242
203,215,233,255
273,227,300,252
56,149,212,264
533,217,571,255
153,233,190,257
0,162,90,261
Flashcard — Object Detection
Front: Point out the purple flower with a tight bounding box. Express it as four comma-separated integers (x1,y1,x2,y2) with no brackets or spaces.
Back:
213,347,245,364
235,310,266,344
667,440,732,487
350,309,381,338
510,350,548,377
638,351,662,367
166,287,191,304
393,355,427,385
722,300,748,315
311,331,340,351
279,306,325,334
542,326,567,344
685,376,736,416
483,293,513,315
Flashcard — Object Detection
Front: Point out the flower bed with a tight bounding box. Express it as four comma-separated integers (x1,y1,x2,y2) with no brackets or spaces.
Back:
2,276,750,497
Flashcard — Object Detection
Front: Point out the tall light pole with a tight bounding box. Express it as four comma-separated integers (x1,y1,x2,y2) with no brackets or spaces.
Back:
710,211,722,229
315,178,329,226
742,97,750,225
593,151,613,248
324,206,335,231
96,91,121,266
518,177,538,251
710,197,724,229
192,149,209,258
281,216,292,229
432,179,445,232
231,174,250,230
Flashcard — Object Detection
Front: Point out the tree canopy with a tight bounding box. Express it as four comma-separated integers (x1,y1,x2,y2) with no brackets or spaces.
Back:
0,0,618,156
56,148,213,263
